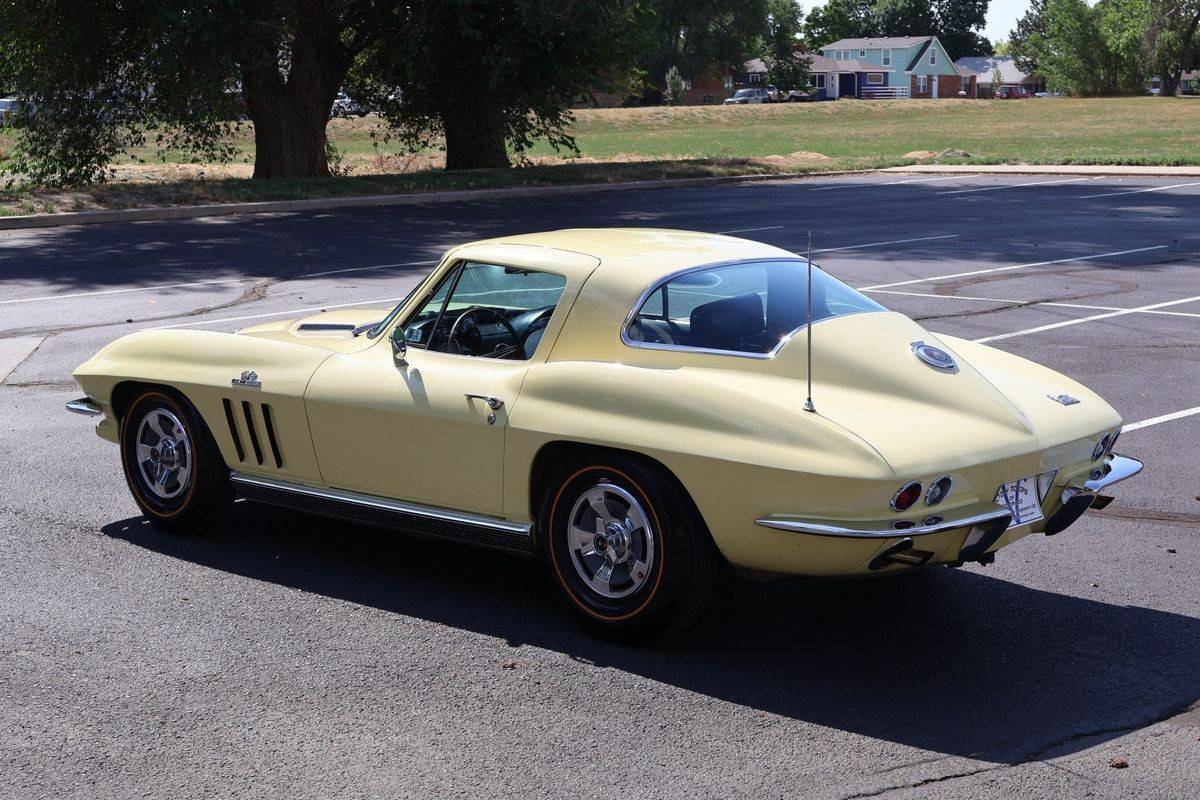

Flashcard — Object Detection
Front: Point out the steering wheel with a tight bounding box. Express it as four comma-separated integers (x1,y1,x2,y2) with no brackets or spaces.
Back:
446,306,521,358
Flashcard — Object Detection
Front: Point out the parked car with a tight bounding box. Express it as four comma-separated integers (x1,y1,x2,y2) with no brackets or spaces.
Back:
0,97,25,124
67,229,1141,641
995,86,1032,99
330,92,367,118
766,85,812,102
723,88,769,105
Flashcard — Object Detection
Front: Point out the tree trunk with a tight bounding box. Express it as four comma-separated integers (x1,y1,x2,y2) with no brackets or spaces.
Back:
248,95,334,178
238,0,351,179
443,105,510,170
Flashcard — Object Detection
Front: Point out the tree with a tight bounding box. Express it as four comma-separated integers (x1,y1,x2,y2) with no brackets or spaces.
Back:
665,66,686,105
802,0,990,56
0,0,392,184
805,0,873,47
639,0,770,97
763,0,812,89
1142,0,1200,95
1010,0,1047,75
993,39,1012,55
356,0,641,170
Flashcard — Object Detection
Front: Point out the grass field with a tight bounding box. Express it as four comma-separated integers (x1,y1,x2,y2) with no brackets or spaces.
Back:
2,97,1198,215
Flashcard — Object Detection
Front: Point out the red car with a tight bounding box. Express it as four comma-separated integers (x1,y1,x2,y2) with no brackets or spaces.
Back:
995,85,1031,99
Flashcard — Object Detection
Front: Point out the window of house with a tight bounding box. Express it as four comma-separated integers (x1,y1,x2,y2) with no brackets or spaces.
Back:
750,73,761,84
683,78,693,90
859,49,866,57
813,74,826,89
930,48,937,66
834,51,842,60
724,75,733,90
882,49,892,66
866,73,884,85
917,75,928,93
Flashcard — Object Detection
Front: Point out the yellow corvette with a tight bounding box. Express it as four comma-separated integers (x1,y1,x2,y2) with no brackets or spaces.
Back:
69,229,1141,640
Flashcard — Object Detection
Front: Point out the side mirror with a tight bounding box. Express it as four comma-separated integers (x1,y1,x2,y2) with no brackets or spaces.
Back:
390,327,408,367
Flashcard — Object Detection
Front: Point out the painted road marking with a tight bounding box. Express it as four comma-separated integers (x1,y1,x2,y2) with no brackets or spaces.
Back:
1124,406,1200,433
814,234,959,253
716,225,784,234
937,177,1096,196
0,259,436,306
160,296,412,329
811,175,973,191
974,294,1200,343
865,288,1200,319
859,245,1168,291
1080,182,1200,200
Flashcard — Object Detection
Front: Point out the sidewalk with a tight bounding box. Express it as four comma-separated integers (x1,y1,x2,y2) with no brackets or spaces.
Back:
886,164,1200,177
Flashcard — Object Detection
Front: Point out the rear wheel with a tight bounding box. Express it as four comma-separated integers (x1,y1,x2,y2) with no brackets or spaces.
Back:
539,453,718,643
119,388,232,534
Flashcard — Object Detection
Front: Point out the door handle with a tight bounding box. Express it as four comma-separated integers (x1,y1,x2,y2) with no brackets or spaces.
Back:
464,393,504,411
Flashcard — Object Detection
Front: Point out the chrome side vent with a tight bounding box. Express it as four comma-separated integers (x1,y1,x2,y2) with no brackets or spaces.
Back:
222,399,246,462
261,403,283,468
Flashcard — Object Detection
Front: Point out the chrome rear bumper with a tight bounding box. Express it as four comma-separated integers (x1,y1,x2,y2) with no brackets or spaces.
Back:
66,397,102,416
755,502,1012,539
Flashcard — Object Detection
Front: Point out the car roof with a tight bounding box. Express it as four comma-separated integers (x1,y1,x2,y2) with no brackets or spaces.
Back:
449,228,799,289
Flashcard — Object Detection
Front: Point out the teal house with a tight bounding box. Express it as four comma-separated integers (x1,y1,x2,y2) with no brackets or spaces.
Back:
810,36,975,100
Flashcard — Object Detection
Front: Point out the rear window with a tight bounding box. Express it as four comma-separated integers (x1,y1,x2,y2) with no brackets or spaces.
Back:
624,259,885,356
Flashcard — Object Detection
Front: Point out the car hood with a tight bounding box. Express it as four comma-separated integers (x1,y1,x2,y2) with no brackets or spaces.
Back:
688,312,1121,476
235,308,393,353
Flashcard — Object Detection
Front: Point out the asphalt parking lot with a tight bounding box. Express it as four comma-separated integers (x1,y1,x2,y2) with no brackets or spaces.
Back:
2,173,1199,799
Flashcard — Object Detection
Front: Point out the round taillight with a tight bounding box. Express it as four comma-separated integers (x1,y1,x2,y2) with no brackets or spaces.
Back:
925,475,952,507
891,481,923,512
1092,433,1111,462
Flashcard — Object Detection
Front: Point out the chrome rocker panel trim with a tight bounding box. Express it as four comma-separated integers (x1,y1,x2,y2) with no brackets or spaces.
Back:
754,502,1012,539
230,472,533,556
66,397,102,416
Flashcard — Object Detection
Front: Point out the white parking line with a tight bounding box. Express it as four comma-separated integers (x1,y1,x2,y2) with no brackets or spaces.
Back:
814,234,959,253
865,288,1200,319
0,259,436,306
811,175,971,191
974,294,1200,343
859,245,1168,291
1124,406,1200,433
161,296,411,329
1079,182,1200,200
716,225,784,234
937,177,1096,196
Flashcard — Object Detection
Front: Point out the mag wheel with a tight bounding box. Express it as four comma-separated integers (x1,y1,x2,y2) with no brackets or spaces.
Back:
120,388,232,534
541,454,718,643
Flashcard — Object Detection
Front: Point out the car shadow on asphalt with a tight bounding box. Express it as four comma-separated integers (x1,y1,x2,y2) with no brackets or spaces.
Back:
103,502,1200,766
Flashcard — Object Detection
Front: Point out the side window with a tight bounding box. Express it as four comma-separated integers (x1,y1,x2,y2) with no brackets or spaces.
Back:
625,260,884,356
930,48,937,66
403,262,567,360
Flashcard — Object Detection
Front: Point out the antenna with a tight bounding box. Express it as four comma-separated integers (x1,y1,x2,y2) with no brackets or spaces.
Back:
804,230,816,413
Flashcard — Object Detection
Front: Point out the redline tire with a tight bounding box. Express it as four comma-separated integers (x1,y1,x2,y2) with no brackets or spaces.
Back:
540,453,718,643
119,388,232,534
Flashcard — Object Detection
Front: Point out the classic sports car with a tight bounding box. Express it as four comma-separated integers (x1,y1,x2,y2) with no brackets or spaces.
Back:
69,229,1142,640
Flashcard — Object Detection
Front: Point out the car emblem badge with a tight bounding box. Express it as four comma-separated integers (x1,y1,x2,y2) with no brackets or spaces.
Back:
232,370,261,389
1047,393,1080,406
911,341,956,370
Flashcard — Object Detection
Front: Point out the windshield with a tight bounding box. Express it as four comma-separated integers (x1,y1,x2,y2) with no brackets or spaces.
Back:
625,258,886,356
733,90,752,97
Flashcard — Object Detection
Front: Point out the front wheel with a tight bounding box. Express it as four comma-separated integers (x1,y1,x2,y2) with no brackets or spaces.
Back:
119,388,232,534
539,454,719,643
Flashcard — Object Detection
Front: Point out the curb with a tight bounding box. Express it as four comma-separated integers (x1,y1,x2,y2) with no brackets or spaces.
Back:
0,168,869,231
